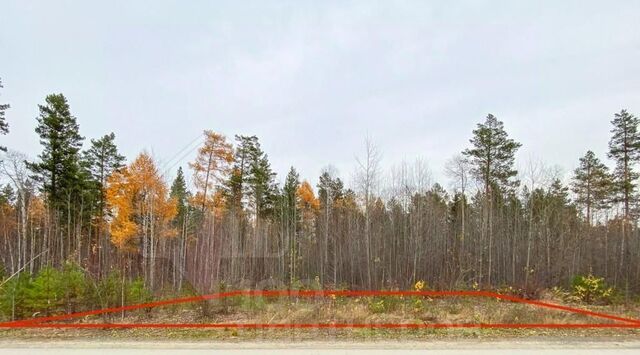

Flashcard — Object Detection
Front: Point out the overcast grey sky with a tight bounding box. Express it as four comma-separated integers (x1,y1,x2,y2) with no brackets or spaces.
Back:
1,1,639,189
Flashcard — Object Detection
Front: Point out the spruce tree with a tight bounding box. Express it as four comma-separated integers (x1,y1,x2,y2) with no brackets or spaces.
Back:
0,78,10,152
572,150,611,225
608,109,640,220
170,166,191,289
170,167,190,224
0,184,15,205
249,152,278,218
281,167,300,233
282,167,300,284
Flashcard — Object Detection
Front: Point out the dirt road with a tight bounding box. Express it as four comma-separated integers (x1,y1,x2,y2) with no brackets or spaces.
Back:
0,340,639,354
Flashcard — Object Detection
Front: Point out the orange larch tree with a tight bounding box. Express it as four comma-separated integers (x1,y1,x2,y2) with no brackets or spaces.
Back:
189,130,233,212
187,131,233,291
106,152,177,289
297,180,319,234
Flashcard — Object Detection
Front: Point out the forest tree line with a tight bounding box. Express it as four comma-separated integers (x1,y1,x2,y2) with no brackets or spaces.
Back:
1,81,640,306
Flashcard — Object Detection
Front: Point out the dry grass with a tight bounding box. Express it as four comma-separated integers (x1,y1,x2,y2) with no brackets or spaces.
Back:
1,293,639,340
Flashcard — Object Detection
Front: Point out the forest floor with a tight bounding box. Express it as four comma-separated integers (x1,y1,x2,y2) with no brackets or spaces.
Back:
1,293,640,340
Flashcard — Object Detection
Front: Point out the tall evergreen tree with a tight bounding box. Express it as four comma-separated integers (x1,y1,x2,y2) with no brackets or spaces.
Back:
317,170,345,283
463,113,521,285
26,94,88,263
78,133,125,274
170,167,190,224
572,150,611,225
82,132,126,218
0,78,10,152
463,114,522,194
83,133,125,189
249,152,278,218
282,167,300,284
0,184,15,205
28,94,85,212
317,171,344,206
548,178,571,209
225,135,259,211
225,135,278,218
170,166,191,289
282,167,300,225
608,109,640,220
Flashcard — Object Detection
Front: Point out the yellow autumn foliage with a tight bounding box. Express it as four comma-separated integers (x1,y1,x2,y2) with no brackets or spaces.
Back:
106,152,177,251
189,130,233,210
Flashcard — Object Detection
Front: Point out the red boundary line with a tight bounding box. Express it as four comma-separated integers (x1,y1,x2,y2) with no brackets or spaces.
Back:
2,323,640,329
1,290,639,329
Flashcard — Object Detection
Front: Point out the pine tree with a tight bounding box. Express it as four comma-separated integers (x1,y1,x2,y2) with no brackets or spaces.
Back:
83,133,125,189
225,135,259,211
0,78,10,152
75,133,125,275
463,113,521,285
24,267,62,317
548,179,571,207
608,109,640,221
463,114,522,194
316,170,344,283
26,94,89,263
225,135,278,218
28,94,85,211
317,171,344,207
82,132,126,229
572,150,611,225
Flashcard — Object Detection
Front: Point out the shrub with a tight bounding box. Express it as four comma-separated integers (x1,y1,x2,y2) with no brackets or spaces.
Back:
21,263,91,317
571,274,615,304
0,272,30,320
58,262,88,313
1,266,157,320
24,266,63,316
368,298,387,313
124,278,153,317
367,295,401,314
239,295,266,312
89,270,124,312
127,277,152,305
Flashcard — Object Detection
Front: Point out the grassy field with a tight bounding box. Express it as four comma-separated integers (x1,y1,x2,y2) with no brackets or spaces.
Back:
1,290,640,340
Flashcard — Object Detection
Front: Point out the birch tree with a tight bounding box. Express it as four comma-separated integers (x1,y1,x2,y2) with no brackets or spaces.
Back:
355,137,381,288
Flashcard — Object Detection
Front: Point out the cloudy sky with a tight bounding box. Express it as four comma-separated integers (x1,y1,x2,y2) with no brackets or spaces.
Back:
1,1,639,189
